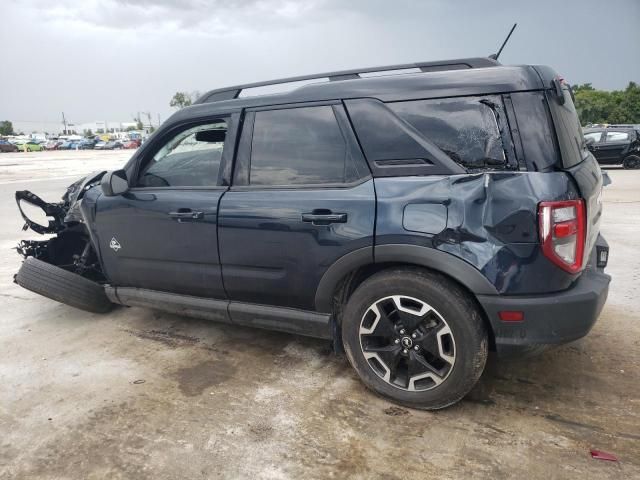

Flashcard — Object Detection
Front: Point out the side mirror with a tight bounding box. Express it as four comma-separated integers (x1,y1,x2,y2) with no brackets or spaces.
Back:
101,169,129,196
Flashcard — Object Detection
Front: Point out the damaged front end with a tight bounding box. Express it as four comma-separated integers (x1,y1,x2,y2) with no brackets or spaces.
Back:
15,172,107,282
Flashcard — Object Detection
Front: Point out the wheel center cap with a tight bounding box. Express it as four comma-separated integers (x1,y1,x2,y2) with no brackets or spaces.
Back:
401,336,413,348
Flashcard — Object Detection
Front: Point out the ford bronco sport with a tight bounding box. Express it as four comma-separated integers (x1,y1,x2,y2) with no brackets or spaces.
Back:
14,57,610,409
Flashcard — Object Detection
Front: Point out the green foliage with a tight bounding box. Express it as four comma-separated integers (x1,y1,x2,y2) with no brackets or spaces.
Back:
574,82,640,125
170,91,193,109
0,120,14,136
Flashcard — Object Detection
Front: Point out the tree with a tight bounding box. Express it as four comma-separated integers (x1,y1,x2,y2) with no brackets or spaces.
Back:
170,91,193,109
573,82,640,125
0,120,14,136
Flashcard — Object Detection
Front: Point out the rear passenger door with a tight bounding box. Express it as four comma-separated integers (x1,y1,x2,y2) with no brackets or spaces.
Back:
218,103,374,312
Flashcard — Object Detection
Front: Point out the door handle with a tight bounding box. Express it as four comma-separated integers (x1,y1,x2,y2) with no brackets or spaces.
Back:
169,209,204,221
302,210,347,225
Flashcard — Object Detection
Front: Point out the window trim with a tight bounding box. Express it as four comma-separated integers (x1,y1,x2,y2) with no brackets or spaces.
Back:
231,102,371,190
129,113,239,190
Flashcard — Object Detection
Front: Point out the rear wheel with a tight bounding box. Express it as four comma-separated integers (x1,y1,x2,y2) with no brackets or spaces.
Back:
342,267,488,410
623,155,640,169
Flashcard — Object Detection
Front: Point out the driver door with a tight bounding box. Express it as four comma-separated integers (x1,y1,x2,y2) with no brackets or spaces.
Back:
92,115,236,298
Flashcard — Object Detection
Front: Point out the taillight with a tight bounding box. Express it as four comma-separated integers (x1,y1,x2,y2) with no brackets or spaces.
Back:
538,199,586,274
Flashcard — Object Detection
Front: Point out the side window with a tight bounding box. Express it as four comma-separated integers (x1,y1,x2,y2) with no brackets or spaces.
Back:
388,96,507,169
249,106,365,186
584,132,603,143
137,121,227,187
605,131,629,142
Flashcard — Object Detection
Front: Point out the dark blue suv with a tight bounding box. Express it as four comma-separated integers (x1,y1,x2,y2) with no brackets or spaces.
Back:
14,57,610,409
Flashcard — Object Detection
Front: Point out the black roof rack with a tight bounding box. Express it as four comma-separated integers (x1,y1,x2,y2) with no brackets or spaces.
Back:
195,57,500,104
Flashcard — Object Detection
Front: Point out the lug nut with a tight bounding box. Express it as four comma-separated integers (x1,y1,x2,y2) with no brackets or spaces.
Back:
414,345,419,351
403,349,408,354
399,329,406,335
394,338,400,344
411,333,417,339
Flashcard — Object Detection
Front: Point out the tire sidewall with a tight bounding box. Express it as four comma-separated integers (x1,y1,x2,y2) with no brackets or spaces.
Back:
342,268,487,409
623,155,640,169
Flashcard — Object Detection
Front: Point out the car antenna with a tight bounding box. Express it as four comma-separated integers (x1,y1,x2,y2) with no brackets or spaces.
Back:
489,23,517,61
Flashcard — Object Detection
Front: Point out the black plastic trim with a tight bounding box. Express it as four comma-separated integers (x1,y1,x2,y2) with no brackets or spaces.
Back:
106,286,332,339
375,244,499,295
315,247,374,313
229,302,331,339
478,267,610,356
107,287,231,324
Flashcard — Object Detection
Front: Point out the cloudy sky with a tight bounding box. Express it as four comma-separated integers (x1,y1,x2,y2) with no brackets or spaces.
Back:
1,0,639,131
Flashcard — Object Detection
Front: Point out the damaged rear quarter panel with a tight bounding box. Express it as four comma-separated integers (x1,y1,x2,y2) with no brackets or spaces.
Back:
374,171,580,295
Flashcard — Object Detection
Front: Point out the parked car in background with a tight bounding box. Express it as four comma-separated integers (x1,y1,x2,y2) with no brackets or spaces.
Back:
94,141,107,150
584,127,640,169
44,140,62,150
58,141,75,150
78,139,97,149
100,140,124,150
122,140,140,149
18,141,45,152
0,139,19,152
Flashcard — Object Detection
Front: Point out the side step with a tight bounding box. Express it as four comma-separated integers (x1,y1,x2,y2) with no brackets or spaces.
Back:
106,286,332,339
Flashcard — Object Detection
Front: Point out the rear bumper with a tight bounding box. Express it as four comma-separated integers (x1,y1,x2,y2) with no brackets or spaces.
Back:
478,240,610,356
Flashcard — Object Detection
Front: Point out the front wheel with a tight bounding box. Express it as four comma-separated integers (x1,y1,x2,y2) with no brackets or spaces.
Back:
623,155,640,169
342,267,488,410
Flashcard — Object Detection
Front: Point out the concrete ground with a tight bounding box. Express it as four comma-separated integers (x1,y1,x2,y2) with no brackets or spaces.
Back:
0,150,638,479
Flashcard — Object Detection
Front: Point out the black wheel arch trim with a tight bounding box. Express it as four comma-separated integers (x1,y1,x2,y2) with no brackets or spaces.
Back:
314,244,498,313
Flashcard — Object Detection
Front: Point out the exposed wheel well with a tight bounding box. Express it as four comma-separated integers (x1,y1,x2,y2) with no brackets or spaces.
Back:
331,262,496,352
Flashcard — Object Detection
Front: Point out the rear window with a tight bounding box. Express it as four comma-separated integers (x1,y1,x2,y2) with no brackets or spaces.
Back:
388,96,507,170
547,83,589,168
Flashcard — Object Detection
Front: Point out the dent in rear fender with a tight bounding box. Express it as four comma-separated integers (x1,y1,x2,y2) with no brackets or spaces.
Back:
374,172,581,295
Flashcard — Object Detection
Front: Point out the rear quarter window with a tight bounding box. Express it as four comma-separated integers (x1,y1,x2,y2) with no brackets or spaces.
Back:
388,96,508,170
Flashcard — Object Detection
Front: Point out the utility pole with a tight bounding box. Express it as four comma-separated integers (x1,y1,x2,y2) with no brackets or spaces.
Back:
144,112,152,130
62,112,67,135
157,113,161,128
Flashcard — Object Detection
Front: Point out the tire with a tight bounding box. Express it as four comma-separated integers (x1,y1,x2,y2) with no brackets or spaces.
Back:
15,257,113,314
342,267,488,410
623,155,640,169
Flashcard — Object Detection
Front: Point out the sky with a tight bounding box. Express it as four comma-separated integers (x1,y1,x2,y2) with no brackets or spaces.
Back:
1,0,639,132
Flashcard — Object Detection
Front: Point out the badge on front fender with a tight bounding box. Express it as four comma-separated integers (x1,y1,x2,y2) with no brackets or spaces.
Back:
110,237,122,252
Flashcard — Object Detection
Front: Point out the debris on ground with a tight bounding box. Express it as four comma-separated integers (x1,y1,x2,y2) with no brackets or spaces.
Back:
590,449,619,462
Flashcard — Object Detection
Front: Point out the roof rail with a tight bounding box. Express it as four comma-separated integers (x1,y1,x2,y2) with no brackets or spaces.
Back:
194,57,500,104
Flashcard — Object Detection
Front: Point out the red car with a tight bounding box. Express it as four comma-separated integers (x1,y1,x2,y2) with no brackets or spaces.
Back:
122,140,140,149
0,140,19,152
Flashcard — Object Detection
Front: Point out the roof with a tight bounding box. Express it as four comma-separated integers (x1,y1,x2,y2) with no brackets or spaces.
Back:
170,58,546,122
